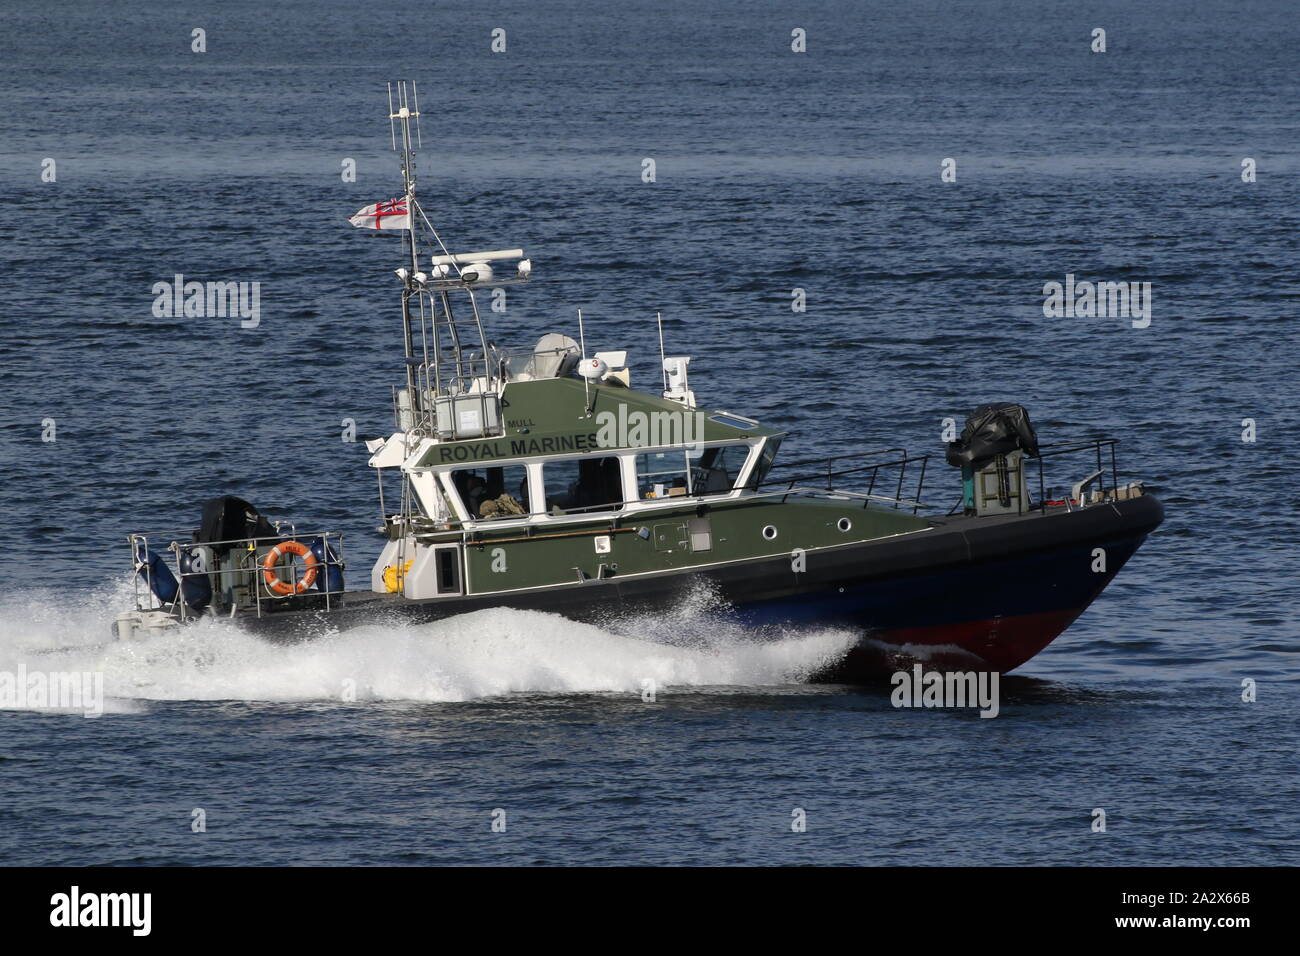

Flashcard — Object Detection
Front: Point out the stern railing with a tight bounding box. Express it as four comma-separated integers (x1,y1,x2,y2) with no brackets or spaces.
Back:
128,528,346,621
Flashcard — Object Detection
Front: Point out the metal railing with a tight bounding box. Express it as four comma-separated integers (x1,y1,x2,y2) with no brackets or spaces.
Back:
944,438,1124,516
754,448,931,514
391,345,583,439
387,439,1128,541
128,528,346,621
1030,438,1121,511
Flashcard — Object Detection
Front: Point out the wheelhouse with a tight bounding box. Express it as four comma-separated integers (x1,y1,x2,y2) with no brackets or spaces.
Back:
426,433,783,529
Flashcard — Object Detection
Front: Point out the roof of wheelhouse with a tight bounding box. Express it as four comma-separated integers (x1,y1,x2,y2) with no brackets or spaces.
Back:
412,377,783,469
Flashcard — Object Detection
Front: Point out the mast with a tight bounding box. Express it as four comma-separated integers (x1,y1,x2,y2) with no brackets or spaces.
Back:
380,80,530,443
389,81,422,404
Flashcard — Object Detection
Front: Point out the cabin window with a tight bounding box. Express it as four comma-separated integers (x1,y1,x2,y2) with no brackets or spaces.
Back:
690,442,753,494
636,444,754,500
450,464,532,519
541,456,624,514
636,450,694,500
745,437,783,489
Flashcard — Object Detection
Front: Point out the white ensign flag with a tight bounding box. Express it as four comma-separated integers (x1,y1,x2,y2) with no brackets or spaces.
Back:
349,197,410,230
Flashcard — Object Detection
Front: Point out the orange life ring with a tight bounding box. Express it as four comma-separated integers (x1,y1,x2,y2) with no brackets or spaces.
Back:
261,541,319,596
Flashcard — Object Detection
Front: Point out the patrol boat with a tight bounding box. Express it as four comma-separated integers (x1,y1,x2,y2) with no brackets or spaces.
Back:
116,84,1164,676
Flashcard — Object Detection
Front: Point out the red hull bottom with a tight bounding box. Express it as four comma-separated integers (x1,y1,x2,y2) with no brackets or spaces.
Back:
818,607,1086,679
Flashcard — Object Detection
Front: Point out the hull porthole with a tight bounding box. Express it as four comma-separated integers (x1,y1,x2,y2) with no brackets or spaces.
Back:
762,525,778,541
837,517,852,532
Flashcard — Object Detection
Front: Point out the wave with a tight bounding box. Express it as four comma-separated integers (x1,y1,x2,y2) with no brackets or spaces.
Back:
0,580,857,713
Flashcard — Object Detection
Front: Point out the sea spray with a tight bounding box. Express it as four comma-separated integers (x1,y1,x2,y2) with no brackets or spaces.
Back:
0,582,858,707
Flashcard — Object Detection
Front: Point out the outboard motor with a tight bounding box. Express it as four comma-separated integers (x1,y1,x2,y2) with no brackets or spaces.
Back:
947,403,1040,515
194,495,279,610
195,495,277,554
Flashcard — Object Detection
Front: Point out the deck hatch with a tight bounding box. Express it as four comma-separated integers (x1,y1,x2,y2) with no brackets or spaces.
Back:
653,523,687,552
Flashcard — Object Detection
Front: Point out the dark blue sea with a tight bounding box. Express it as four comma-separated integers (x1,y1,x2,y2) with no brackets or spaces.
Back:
0,0,1296,866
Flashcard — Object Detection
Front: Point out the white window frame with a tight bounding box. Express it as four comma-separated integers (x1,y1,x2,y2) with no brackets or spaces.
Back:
621,439,762,516
424,437,764,529
536,453,628,517
438,462,536,525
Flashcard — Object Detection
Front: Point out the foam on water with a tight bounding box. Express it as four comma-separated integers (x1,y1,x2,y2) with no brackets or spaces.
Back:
0,580,857,712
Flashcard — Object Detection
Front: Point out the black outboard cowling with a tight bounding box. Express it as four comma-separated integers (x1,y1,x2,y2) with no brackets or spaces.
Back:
195,495,277,554
946,402,1039,470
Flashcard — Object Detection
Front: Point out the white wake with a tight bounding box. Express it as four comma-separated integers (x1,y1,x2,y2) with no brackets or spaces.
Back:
0,580,856,713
